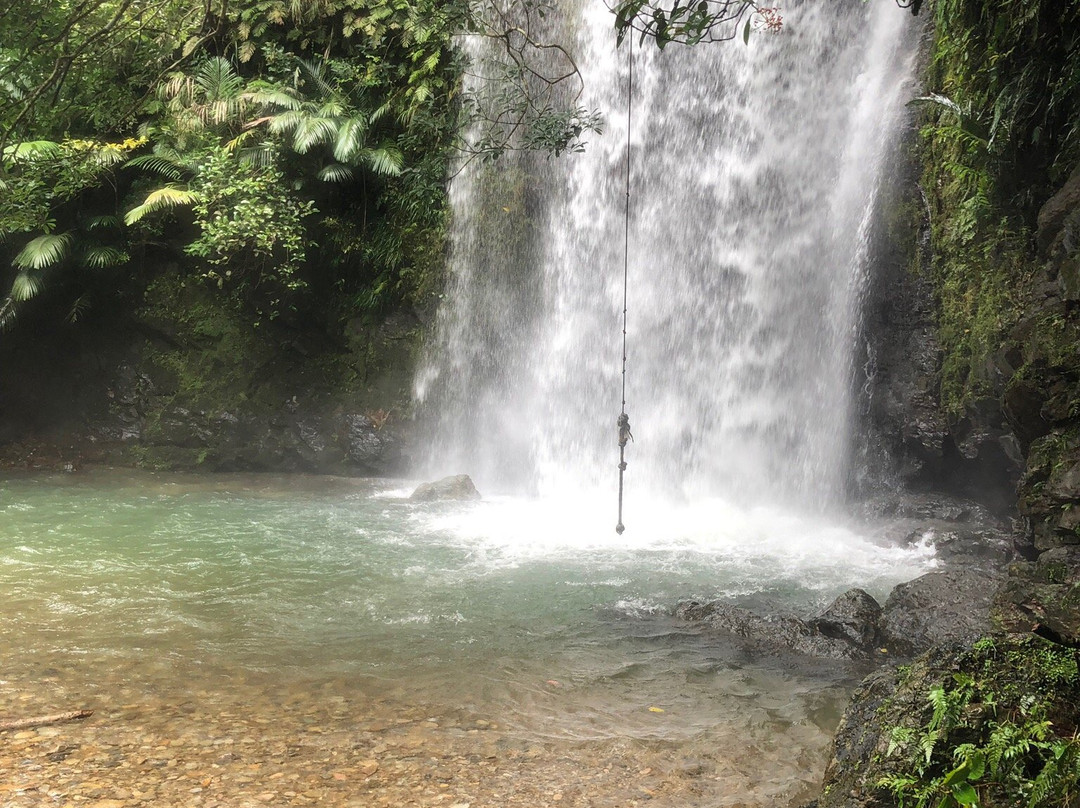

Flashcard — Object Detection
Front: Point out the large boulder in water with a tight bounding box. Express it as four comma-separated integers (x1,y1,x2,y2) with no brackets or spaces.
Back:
676,588,885,661
410,474,481,502
808,588,883,650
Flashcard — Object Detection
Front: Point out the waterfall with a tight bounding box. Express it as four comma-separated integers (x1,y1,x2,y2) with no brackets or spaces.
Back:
415,0,917,509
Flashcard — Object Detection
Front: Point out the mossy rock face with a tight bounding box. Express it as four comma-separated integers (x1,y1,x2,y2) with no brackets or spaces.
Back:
813,637,1080,808
994,546,1080,645
1018,431,1080,550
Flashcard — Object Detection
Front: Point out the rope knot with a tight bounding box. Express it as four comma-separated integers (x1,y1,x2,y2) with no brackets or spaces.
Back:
617,413,633,448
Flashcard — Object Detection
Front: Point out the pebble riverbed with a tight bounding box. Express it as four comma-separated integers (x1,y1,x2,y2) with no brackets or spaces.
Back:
0,656,841,808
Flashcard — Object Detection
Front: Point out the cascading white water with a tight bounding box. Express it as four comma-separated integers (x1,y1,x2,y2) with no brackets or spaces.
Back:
416,0,917,509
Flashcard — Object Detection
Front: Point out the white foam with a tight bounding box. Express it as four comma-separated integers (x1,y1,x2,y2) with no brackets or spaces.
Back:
412,493,937,590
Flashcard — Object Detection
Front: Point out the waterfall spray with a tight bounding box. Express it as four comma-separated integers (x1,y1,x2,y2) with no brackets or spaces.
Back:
417,0,917,512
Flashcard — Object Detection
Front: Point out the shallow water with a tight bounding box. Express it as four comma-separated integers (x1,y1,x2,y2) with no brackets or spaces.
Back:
0,469,936,806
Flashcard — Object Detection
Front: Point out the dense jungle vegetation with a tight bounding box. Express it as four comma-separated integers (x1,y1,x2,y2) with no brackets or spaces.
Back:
0,0,471,335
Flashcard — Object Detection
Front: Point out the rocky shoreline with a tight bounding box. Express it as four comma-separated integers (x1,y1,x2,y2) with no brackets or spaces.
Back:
667,486,1080,807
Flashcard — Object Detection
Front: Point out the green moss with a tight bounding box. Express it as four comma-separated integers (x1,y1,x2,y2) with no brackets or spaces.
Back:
920,0,1080,417
138,276,275,413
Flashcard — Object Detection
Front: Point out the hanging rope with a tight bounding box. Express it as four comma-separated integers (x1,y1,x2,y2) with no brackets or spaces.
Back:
615,34,634,536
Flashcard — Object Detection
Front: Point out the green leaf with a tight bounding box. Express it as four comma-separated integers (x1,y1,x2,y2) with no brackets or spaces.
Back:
317,163,355,183
364,146,404,177
952,782,978,805
10,269,43,302
743,17,751,44
333,117,368,162
124,186,199,225
293,117,338,153
2,140,61,164
81,246,129,268
13,233,72,269
84,215,121,231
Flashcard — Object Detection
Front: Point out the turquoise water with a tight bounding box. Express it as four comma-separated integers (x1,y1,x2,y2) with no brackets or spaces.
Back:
0,468,934,747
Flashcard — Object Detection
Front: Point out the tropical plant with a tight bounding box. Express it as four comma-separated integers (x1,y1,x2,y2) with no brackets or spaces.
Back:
878,639,1080,808
0,137,141,329
252,56,405,183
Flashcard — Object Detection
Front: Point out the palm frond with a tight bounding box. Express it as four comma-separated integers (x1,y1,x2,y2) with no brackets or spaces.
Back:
81,246,129,268
126,154,188,180
84,215,121,231
13,232,72,269
236,143,276,168
296,57,335,98
224,130,256,153
333,117,368,162
317,163,355,183
10,269,44,301
268,109,304,135
316,100,347,118
67,294,92,323
293,117,338,153
124,186,199,225
90,144,128,167
198,57,244,102
371,101,395,123
0,295,17,331
363,145,404,177
2,140,62,164
243,88,301,111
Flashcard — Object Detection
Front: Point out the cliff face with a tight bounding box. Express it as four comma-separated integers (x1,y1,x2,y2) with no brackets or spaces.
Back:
0,270,421,476
862,0,1080,547
811,2,1080,804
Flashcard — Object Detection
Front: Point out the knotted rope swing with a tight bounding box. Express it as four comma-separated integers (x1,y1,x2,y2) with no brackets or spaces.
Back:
615,34,634,535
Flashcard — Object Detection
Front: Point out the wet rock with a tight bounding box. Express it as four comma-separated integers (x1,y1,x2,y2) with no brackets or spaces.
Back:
1017,430,1080,551
807,589,882,650
993,545,1080,645
811,644,965,808
1037,163,1080,257
878,568,1004,658
676,589,884,661
410,475,481,503
907,525,1015,565
858,223,948,488
860,491,1001,525
341,414,400,475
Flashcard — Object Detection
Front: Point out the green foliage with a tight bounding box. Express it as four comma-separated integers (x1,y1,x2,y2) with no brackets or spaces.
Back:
0,136,144,328
878,638,1080,808
184,148,315,294
0,0,210,150
613,0,787,48
921,0,1080,415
